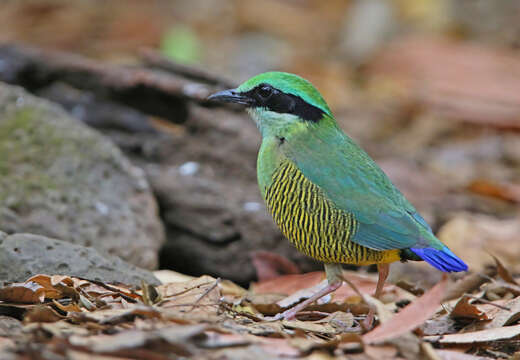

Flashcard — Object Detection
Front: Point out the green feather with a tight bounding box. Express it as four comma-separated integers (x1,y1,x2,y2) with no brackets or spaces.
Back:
282,116,441,251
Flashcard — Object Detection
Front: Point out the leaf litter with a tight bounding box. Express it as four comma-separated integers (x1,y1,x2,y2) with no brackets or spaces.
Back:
0,263,519,359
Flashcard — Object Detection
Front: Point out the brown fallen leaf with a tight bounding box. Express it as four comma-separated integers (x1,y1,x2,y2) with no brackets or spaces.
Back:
492,255,519,286
486,296,520,328
253,270,404,304
158,275,221,320
152,270,195,284
450,296,488,321
52,300,82,313
443,266,497,302
23,305,64,323
69,306,161,325
281,319,338,335
317,311,355,333
364,344,400,360
0,281,46,303
69,324,207,354
66,349,135,360
437,213,520,273
435,349,489,360
370,36,520,129
26,274,66,299
25,320,90,338
468,180,520,204
424,324,520,344
363,275,448,344
250,250,300,281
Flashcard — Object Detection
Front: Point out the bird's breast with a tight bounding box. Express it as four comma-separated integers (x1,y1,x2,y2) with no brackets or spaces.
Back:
264,160,400,265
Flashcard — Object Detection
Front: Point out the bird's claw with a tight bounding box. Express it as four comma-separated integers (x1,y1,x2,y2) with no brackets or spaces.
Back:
263,309,298,322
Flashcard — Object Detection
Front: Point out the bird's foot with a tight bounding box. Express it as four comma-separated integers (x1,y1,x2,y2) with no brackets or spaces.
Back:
263,280,342,322
263,308,298,322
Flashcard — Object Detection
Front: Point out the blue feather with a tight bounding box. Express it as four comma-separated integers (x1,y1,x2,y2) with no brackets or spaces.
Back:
410,247,468,272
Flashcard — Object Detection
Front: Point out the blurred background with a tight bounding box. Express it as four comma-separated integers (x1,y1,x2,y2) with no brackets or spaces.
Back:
1,0,519,287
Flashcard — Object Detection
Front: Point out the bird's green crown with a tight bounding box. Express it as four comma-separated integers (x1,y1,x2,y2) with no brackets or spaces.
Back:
236,72,332,121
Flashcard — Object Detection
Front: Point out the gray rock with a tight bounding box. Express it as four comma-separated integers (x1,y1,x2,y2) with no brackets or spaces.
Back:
0,83,164,269
0,233,159,286
145,106,322,285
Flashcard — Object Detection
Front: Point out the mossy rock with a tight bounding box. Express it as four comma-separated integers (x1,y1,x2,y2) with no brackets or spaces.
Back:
0,83,164,269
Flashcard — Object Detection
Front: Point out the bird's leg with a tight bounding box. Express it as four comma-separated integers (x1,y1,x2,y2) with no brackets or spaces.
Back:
374,263,389,298
271,263,343,321
364,263,390,329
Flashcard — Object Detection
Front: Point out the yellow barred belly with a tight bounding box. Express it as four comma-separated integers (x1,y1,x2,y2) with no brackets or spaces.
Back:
264,161,400,265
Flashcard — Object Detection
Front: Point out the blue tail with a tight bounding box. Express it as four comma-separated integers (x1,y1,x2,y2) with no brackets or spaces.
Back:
410,247,468,272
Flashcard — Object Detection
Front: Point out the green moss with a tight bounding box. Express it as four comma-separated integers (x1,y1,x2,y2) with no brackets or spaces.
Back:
0,107,59,205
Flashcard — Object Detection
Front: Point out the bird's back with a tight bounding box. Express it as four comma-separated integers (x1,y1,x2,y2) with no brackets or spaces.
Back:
264,159,401,265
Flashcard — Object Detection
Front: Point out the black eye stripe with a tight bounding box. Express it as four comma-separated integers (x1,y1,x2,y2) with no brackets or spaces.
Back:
241,84,324,122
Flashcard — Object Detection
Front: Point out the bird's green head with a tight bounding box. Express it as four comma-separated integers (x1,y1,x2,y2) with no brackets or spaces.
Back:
208,72,334,138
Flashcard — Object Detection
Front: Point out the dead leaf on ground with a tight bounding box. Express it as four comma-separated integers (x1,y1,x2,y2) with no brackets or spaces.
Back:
364,275,448,344
437,213,520,273
424,324,520,344
23,305,64,323
250,250,301,281
450,296,489,321
486,296,520,328
435,350,489,360
69,306,160,325
157,275,221,320
152,270,195,284
492,255,519,286
0,281,46,303
468,179,520,204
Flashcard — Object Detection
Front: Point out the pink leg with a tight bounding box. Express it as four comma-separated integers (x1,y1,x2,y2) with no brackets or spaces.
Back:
274,280,342,320
374,263,389,298
364,263,390,329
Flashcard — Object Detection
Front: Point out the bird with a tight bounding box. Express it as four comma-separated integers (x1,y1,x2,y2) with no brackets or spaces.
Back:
208,72,467,321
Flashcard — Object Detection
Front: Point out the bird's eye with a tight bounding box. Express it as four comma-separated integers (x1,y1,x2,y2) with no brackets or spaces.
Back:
256,85,273,100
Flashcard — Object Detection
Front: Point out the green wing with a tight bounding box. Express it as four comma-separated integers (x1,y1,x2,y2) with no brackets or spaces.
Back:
286,121,435,251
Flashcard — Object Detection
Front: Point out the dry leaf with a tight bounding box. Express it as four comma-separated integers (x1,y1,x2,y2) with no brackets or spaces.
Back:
364,276,448,343
468,180,520,203
52,300,81,313
26,274,65,299
438,214,520,273
0,281,46,303
66,349,136,360
281,319,338,335
492,255,519,285
152,270,195,284
158,275,221,319
436,350,488,360
23,305,64,323
424,324,520,344
250,250,300,281
70,306,160,325
486,296,520,328
450,296,488,321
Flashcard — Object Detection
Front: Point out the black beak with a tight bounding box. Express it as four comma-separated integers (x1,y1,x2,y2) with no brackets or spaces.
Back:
207,89,253,106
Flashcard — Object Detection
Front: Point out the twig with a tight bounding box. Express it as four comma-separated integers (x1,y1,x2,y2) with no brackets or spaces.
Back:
189,278,221,312
463,293,511,311
156,281,215,308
